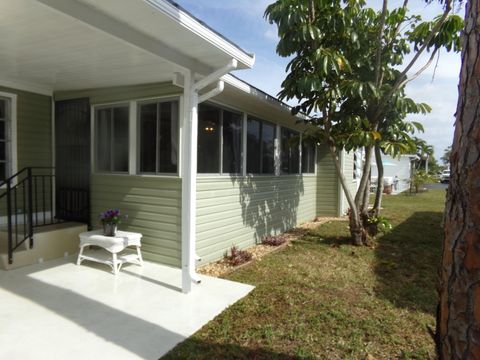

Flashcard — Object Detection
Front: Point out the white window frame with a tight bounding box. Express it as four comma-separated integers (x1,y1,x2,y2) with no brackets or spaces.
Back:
136,97,181,176
0,91,17,185
197,102,244,176
279,126,301,175
92,102,131,174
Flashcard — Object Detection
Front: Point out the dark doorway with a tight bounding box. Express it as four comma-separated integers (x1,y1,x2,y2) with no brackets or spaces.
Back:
55,98,91,225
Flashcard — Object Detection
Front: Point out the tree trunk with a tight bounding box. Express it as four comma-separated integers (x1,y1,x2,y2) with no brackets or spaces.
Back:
437,1,480,358
373,145,384,216
327,145,366,246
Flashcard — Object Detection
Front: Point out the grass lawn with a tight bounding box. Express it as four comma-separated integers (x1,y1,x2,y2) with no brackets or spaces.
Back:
164,189,446,360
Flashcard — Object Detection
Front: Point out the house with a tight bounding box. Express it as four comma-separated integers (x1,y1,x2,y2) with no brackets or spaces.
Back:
0,0,354,293
371,154,417,194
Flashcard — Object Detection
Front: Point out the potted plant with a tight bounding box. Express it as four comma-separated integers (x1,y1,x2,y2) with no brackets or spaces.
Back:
99,209,127,236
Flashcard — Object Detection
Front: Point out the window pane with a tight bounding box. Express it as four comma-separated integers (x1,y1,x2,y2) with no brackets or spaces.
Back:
246,118,260,174
281,128,299,174
0,162,5,181
198,104,220,173
302,143,315,174
0,121,5,140
0,99,5,119
112,107,129,172
96,108,112,172
222,110,242,174
158,102,178,173
139,103,157,173
261,122,275,174
0,140,5,161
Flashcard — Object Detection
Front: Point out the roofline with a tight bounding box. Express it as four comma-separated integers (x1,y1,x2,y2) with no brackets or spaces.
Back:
222,74,302,118
146,0,255,69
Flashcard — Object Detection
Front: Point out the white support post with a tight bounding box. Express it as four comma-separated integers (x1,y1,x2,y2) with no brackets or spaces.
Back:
180,59,237,294
181,70,197,293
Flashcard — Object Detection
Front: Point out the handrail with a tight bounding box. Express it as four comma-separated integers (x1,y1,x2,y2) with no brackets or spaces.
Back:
2,167,57,264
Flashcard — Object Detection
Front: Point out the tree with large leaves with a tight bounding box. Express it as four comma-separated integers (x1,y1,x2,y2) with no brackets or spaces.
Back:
437,0,480,357
265,0,462,245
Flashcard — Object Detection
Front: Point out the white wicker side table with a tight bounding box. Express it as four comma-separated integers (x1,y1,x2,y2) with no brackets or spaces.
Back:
77,230,143,274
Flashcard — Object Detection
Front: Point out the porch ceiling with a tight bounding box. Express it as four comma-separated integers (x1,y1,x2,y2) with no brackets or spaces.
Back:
0,0,254,93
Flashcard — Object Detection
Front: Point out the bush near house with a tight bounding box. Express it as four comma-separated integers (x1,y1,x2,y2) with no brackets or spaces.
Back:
165,190,445,359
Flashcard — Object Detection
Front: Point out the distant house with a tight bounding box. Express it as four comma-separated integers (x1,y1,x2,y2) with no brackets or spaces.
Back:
0,0,354,292
371,154,417,194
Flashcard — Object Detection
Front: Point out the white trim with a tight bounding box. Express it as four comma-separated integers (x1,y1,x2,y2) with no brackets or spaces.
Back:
242,112,247,176
128,101,137,175
51,98,56,217
0,79,52,96
146,1,255,69
337,149,346,217
0,91,18,181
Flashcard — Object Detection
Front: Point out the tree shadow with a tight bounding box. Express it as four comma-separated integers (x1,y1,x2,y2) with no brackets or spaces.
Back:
230,175,304,244
162,338,304,360
373,211,443,315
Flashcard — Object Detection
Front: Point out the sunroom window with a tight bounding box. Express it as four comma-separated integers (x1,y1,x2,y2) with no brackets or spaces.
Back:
246,117,275,174
0,97,11,181
95,105,129,173
138,100,178,174
302,142,316,174
280,128,300,174
197,104,242,174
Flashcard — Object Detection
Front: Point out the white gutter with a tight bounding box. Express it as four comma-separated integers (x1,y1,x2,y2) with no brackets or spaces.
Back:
181,59,238,294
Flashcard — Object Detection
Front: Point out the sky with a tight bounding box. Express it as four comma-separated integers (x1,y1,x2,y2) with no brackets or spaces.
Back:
175,0,464,164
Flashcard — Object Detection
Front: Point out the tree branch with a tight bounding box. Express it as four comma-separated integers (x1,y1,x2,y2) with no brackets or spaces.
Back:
374,0,389,87
397,48,439,89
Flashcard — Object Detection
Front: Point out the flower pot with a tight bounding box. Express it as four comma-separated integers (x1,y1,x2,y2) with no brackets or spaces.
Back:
103,223,117,237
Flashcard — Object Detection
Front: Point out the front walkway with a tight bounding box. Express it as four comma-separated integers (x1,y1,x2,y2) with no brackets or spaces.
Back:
0,256,254,359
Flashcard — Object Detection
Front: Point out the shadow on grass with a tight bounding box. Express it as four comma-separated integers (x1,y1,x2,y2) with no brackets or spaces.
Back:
374,211,443,315
162,339,303,360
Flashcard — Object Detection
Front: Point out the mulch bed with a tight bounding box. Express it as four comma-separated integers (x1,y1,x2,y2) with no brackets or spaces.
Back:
197,216,345,278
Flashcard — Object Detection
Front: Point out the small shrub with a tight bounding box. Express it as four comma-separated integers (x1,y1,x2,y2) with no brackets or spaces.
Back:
224,245,252,266
365,215,393,236
262,234,287,246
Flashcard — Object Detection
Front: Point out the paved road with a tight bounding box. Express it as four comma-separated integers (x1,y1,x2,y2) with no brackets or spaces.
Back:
426,182,449,190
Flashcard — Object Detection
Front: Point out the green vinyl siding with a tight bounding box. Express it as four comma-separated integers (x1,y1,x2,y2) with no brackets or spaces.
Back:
196,175,317,264
316,145,339,216
54,82,181,105
0,86,52,216
91,174,181,267
0,86,52,170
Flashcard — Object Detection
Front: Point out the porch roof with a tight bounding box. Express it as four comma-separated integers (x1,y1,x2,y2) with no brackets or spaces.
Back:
0,0,255,95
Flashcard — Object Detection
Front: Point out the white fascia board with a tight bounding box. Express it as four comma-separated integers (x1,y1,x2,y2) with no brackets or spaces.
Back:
0,78,53,97
146,0,255,69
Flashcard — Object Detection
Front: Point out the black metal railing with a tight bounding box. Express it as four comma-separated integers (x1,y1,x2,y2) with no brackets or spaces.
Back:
0,167,61,264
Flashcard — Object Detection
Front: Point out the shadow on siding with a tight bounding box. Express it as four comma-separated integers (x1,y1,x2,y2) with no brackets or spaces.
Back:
230,175,304,244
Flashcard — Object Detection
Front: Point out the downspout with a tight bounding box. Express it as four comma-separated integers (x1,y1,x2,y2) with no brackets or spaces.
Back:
181,59,238,294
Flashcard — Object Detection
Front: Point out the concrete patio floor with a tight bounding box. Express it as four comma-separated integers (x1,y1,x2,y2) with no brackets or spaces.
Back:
0,255,254,359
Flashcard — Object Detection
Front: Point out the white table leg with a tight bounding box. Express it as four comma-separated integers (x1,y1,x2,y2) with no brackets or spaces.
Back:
136,246,144,266
112,253,119,275
76,245,85,265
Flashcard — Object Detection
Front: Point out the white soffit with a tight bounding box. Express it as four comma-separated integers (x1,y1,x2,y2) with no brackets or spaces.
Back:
64,0,255,71
0,0,178,91
0,0,255,92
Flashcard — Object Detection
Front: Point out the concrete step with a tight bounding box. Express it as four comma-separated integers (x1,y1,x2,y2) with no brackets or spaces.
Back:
0,222,88,270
